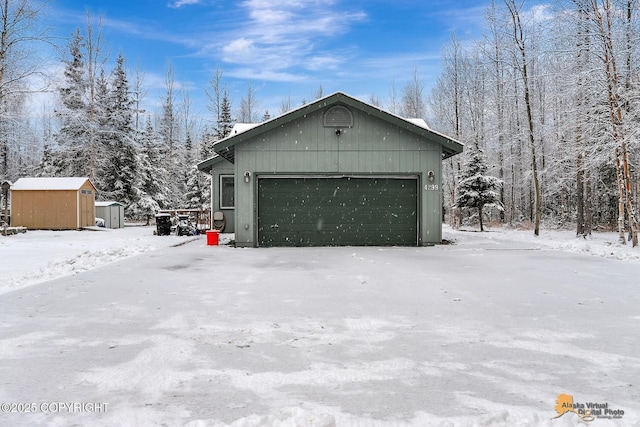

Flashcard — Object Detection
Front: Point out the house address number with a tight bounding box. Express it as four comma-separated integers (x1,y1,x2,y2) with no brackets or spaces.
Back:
424,184,439,191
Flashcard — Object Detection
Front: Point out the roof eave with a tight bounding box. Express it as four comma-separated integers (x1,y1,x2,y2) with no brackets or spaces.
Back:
211,91,464,161
197,154,230,174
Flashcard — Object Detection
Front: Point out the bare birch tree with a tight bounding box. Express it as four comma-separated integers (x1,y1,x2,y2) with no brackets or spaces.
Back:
131,64,146,132
206,67,224,130
400,66,426,119
573,0,639,246
486,0,508,222
84,12,106,180
505,0,542,236
0,0,51,179
239,81,259,123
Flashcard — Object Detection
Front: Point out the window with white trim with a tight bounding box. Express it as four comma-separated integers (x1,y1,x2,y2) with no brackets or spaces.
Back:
220,175,235,209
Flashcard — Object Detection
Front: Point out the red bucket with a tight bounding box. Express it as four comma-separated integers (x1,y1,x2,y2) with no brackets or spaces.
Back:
206,230,219,246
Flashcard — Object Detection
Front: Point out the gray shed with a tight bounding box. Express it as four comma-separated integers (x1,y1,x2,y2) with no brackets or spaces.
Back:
95,201,125,229
197,92,463,247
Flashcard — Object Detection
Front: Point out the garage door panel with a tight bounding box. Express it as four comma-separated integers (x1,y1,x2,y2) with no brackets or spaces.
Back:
266,220,415,233
258,177,417,247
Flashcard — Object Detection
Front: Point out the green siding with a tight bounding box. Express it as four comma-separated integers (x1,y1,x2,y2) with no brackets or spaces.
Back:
208,158,235,233
258,177,417,247
232,107,443,247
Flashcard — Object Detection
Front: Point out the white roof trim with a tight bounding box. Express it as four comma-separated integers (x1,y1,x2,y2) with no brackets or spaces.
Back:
11,177,93,191
95,201,124,207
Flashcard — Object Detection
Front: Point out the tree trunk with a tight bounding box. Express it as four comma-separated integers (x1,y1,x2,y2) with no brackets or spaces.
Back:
620,141,638,245
585,172,592,235
524,72,542,237
479,204,484,232
506,0,542,236
577,152,585,236
591,0,638,246
615,150,627,243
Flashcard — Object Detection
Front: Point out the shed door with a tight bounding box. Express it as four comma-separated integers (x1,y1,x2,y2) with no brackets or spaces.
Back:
257,177,417,247
110,207,120,228
80,190,94,227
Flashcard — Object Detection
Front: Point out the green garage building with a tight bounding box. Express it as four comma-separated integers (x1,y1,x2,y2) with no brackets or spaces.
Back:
197,92,463,247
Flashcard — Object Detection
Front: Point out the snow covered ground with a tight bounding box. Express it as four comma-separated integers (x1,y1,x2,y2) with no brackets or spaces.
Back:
0,225,638,426
0,226,232,296
446,225,640,263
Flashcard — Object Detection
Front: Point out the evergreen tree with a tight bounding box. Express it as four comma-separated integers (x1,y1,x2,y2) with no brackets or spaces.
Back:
99,54,137,209
36,143,60,177
157,64,182,207
92,68,110,188
217,91,234,140
182,123,208,210
54,29,90,177
197,131,213,206
199,126,216,160
184,166,206,209
129,118,164,223
454,145,503,231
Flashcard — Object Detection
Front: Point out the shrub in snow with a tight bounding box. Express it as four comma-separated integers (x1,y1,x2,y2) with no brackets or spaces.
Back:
454,144,503,231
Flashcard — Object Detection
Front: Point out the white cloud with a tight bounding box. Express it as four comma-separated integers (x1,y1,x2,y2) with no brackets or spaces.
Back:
168,0,203,8
306,55,342,71
222,38,256,59
527,4,554,23
214,0,366,81
227,67,307,83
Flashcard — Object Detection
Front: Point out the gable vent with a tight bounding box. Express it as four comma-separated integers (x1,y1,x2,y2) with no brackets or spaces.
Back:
324,105,353,128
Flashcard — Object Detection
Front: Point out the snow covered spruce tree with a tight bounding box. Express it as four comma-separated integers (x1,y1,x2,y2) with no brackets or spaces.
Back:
180,91,208,209
129,118,165,222
98,54,138,208
184,165,206,209
182,130,205,209
218,91,234,139
54,29,91,177
454,144,503,231
156,63,184,207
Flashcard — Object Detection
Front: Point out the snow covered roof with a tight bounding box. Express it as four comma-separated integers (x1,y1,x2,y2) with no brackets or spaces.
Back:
95,201,124,207
11,177,95,191
206,91,463,165
229,123,259,136
406,118,431,130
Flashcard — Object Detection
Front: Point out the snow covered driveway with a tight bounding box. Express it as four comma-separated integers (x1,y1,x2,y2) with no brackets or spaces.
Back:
0,226,202,296
0,230,638,426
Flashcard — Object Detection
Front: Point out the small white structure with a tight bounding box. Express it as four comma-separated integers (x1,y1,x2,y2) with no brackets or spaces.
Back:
95,201,125,229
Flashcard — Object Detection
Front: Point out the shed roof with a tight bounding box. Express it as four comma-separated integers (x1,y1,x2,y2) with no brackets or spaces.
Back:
95,201,124,207
11,177,96,191
199,91,463,168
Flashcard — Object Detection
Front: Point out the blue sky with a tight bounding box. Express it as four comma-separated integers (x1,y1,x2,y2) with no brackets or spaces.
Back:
47,0,493,124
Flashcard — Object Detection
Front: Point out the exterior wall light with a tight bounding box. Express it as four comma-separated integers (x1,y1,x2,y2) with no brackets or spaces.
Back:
335,129,341,136
244,171,251,183
427,170,435,181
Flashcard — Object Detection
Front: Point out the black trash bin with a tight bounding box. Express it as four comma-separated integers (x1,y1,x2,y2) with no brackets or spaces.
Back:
155,213,172,236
